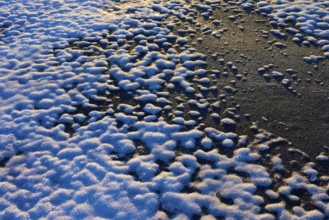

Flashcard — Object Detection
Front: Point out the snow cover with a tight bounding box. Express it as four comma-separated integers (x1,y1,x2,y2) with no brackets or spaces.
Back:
254,0,329,57
0,0,328,219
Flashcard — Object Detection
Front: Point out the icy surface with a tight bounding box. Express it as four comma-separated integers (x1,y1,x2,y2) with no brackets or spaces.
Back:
0,0,328,219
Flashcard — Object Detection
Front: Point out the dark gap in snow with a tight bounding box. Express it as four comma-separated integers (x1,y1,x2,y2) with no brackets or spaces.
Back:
134,140,151,156
182,184,198,194
254,186,278,213
127,171,141,182
0,157,10,167
226,166,250,181
155,159,171,173
61,122,74,137
0,151,23,168
315,160,329,180
191,209,209,220
110,151,134,163
217,193,234,205
215,140,236,158
290,188,319,211
158,203,175,219
195,156,217,169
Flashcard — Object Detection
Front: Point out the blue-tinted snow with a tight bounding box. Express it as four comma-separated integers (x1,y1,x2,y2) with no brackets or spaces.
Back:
0,0,328,219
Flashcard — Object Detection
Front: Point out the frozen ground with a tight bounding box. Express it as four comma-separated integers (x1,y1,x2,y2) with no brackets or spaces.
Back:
0,0,328,219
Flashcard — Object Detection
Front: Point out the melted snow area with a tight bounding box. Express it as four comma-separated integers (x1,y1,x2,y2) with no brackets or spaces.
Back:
0,0,328,219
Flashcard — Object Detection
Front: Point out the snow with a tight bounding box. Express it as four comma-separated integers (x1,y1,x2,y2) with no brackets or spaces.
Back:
0,0,328,219
222,138,235,148
254,0,329,57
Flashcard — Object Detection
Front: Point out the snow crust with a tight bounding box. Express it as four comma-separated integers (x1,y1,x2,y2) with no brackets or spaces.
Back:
0,0,328,219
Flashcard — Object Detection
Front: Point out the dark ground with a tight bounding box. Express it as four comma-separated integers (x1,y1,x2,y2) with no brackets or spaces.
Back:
179,2,329,160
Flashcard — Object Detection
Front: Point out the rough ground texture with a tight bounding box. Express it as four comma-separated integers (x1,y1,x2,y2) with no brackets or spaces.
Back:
0,0,328,219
